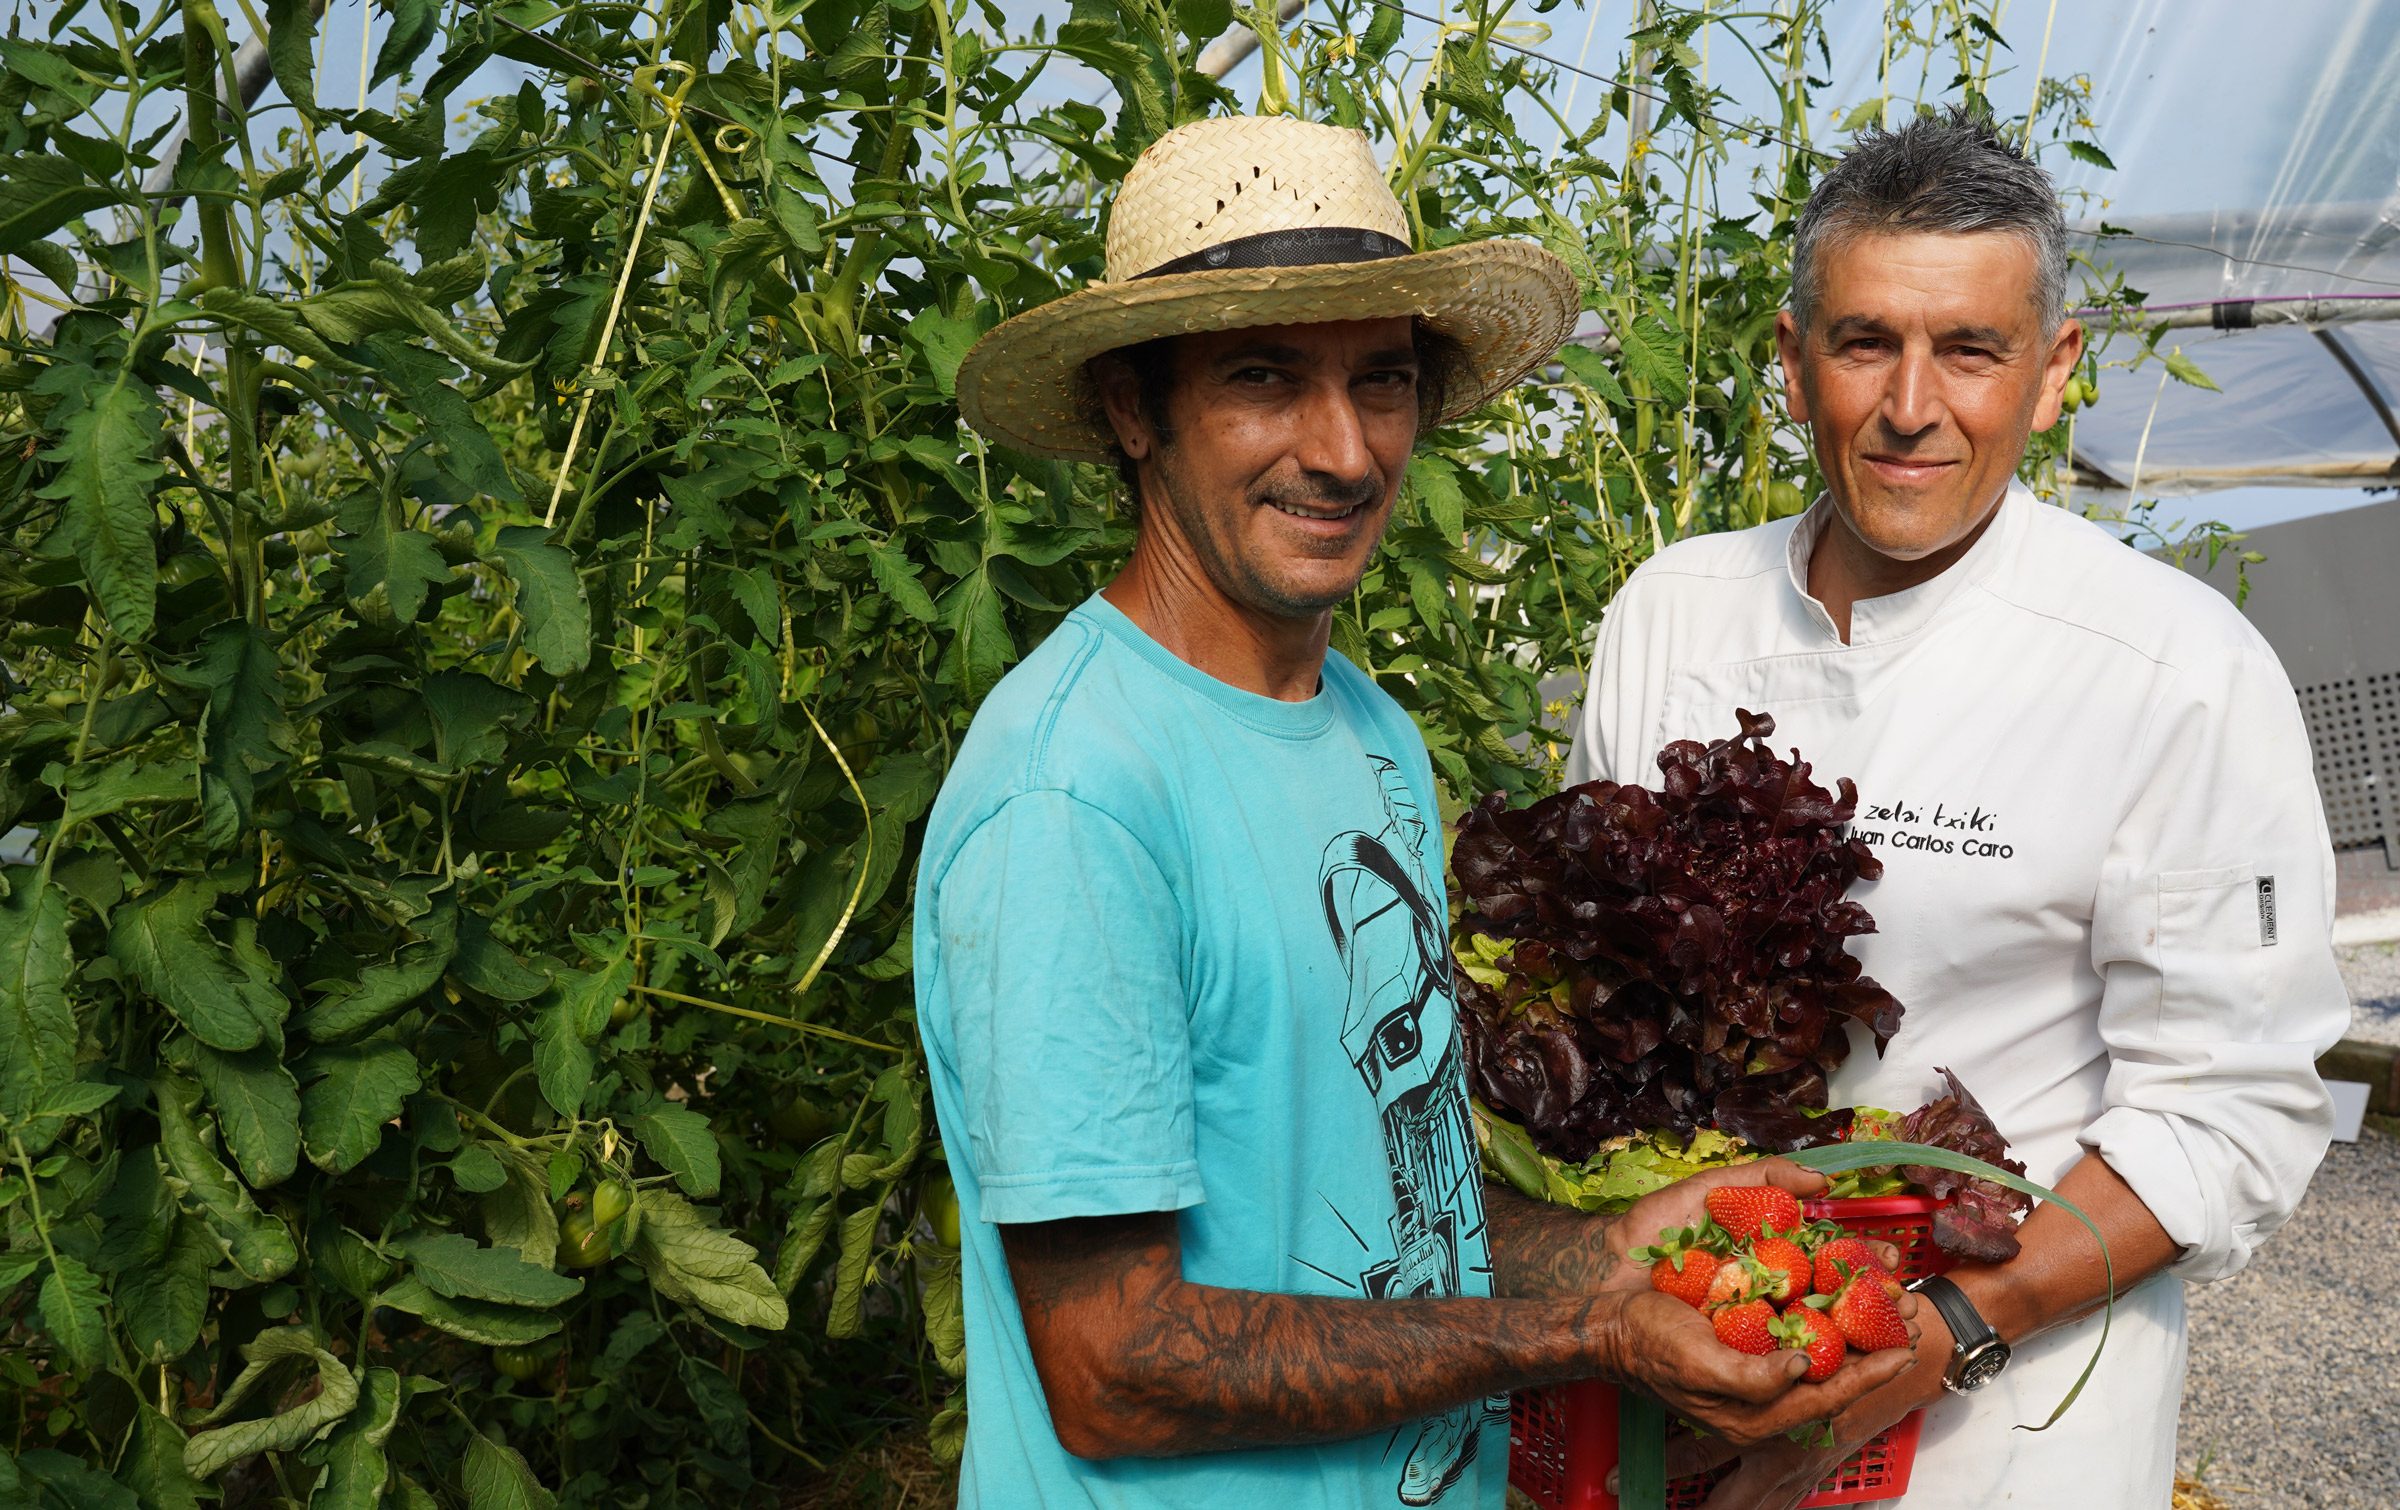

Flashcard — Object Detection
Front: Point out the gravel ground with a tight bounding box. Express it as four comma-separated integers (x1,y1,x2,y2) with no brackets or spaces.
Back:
2339,942,2400,1047
2176,1127,2400,1508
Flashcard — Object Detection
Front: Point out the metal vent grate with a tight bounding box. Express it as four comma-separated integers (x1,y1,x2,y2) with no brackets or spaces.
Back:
2296,672,2400,867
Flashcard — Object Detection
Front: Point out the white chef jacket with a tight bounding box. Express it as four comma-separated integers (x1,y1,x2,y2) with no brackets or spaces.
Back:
1564,484,2349,1507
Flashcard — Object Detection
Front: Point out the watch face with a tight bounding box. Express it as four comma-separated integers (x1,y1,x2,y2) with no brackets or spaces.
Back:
1953,1340,2012,1392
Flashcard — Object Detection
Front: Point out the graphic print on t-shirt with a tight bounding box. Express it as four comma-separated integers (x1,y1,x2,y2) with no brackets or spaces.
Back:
1318,755,1501,1506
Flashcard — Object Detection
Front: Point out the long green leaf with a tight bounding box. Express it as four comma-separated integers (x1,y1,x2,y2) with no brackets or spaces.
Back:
180,621,291,847
178,1040,301,1188
480,1147,559,1269
632,1104,720,1199
316,1367,406,1510
32,366,162,640
394,1231,582,1307
491,527,590,674
120,1404,204,1510
376,1276,564,1346
1785,1140,2112,1430
298,1041,422,1173
461,1435,554,1510
184,1327,359,1478
151,1075,298,1285
1616,1388,1666,1510
629,1189,786,1330
298,900,459,1041
117,1214,214,1363
262,0,318,119
0,157,123,255
36,1253,108,1372
0,878,73,1122
111,883,288,1053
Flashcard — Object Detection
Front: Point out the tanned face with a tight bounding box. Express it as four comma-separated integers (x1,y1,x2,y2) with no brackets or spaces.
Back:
1776,231,2083,563
1098,317,1421,619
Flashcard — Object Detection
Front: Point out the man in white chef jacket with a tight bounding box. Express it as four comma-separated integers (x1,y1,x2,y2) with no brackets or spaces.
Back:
1566,109,2350,1508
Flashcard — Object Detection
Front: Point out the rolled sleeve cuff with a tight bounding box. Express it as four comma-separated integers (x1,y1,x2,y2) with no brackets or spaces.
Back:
976,1160,1207,1225
2081,1106,2237,1283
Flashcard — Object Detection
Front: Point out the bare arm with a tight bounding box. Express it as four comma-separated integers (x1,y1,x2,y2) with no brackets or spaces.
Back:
1947,1150,2181,1344
1001,1164,1916,1461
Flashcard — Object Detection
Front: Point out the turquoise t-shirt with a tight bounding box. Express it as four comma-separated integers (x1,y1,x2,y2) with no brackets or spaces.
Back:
915,596,1506,1510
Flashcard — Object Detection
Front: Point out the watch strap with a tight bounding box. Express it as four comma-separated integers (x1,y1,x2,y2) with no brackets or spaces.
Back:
1908,1273,1996,1352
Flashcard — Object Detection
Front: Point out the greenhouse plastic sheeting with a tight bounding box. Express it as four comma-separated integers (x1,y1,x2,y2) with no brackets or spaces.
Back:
1928,0,2400,496
1697,0,2400,496
2067,322,2400,494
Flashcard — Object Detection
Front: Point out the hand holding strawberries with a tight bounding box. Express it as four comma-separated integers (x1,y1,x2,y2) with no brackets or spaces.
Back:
1627,1184,1918,1382
1609,1181,1943,1509
1591,1161,1920,1453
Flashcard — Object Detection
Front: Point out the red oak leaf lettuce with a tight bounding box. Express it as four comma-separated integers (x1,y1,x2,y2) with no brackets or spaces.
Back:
1452,709,1901,1161
1896,1067,2033,1261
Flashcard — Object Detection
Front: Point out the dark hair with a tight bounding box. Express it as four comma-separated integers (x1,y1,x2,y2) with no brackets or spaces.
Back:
1093,318,1471,502
1791,106,2067,335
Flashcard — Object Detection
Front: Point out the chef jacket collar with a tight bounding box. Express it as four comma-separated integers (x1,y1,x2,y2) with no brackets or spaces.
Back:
1783,482,2027,646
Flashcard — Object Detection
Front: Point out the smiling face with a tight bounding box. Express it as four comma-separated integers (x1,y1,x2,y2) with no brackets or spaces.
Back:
1097,317,1422,619
1776,231,2083,562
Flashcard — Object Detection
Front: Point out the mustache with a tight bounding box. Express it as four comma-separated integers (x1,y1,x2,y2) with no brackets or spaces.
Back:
1253,471,1383,514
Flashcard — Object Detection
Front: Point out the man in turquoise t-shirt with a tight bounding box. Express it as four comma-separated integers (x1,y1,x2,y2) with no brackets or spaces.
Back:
919,116,1915,1509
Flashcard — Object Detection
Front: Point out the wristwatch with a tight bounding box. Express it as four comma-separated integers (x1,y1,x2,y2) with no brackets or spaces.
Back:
1906,1274,2012,1393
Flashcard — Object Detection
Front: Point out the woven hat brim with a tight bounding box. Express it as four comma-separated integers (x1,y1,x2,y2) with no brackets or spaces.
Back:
955,240,1581,462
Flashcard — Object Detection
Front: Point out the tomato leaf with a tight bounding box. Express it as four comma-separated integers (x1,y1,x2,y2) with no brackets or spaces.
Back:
633,1104,721,1198
32,365,161,640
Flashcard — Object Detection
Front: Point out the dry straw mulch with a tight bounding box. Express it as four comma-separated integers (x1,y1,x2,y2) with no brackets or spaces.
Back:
779,1438,958,1510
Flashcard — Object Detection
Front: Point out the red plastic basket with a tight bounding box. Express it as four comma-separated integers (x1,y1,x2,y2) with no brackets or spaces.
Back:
1507,1194,1955,1510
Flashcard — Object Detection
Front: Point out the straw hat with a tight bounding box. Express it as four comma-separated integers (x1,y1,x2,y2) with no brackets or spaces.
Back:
955,116,1581,462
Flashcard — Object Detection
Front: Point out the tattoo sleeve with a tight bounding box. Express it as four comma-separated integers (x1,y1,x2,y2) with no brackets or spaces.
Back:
1483,1185,1625,1298
1001,1210,1630,1460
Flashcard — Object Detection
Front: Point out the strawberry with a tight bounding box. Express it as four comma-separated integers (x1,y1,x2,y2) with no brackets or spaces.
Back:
1711,1298,1779,1356
1770,1304,1848,1381
1812,1236,1891,1298
1628,1226,1727,1310
1828,1270,1912,1352
1648,1248,1721,1309
1704,1185,1804,1245
1702,1252,1770,1310
1750,1234,1810,1302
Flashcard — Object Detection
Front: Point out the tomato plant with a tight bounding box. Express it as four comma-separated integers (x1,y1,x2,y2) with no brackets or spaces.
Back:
0,0,2129,1503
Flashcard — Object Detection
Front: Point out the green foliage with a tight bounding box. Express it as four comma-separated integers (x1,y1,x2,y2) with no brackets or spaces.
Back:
0,0,2123,1502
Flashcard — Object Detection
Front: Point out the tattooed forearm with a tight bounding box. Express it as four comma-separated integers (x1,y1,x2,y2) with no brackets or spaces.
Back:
1002,1212,1627,1459
1484,1186,1624,1298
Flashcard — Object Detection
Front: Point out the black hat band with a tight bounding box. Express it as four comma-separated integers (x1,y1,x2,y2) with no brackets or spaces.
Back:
1134,226,1413,280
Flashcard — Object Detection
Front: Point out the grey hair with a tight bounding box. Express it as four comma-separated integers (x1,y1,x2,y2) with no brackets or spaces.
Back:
1790,106,2068,336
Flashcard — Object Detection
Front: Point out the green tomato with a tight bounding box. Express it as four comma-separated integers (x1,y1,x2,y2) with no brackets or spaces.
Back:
1765,480,1808,520
592,1181,633,1231
608,995,644,1026
492,1346,546,1382
159,553,221,588
769,1096,836,1145
926,1176,961,1248
559,1210,612,1269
